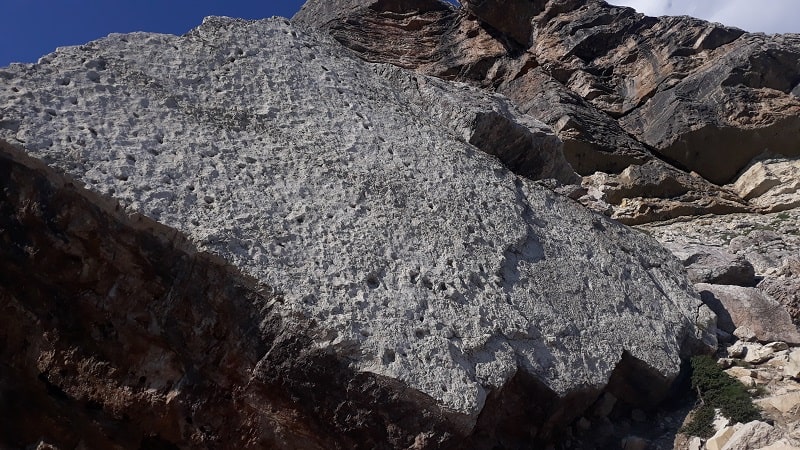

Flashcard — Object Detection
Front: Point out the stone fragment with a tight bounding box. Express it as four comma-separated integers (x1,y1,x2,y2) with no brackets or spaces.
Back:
758,439,800,450
708,426,740,450
621,435,649,450
729,343,748,359
757,392,800,414
742,343,777,365
593,392,617,418
767,342,790,352
725,366,757,380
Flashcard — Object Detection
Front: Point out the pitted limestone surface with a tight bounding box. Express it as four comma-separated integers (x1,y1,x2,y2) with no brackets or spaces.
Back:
0,17,707,418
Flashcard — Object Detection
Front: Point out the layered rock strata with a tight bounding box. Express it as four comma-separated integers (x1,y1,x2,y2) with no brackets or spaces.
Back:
1,15,713,448
294,0,800,223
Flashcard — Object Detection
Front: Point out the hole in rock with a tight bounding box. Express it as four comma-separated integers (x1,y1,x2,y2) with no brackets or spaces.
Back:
366,274,380,289
382,349,396,364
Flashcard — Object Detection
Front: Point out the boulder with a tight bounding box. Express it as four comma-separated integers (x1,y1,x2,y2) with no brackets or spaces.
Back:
0,16,712,448
756,392,800,415
696,284,800,344
759,276,800,327
731,158,800,213
720,421,781,450
580,160,749,225
665,244,756,286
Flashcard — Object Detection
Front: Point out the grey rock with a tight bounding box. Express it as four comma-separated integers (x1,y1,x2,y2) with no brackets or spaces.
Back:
0,14,712,442
664,243,756,287
640,209,800,329
696,284,800,344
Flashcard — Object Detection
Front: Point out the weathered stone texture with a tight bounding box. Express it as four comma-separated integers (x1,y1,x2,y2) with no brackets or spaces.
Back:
0,15,712,448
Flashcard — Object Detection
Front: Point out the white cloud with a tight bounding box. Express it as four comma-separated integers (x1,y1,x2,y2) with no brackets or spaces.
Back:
607,0,800,34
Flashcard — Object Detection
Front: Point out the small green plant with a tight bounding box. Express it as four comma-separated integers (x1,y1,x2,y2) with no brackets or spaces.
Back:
681,355,762,437
681,404,715,438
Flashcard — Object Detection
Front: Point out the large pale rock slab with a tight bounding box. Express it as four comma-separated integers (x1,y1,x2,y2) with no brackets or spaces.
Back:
756,392,800,415
0,14,711,446
759,440,800,450
580,160,749,225
696,284,800,344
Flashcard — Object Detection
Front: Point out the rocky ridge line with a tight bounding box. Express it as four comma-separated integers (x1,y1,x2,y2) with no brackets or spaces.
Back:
293,0,800,224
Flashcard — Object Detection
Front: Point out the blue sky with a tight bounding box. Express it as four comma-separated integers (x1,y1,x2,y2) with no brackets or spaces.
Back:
2,1,798,67
0,0,307,66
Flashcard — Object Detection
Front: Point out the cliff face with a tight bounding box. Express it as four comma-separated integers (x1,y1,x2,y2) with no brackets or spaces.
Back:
294,0,800,224
0,12,720,449
0,141,465,449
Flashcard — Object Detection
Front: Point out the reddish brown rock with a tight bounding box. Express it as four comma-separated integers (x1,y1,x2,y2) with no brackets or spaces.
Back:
295,0,800,211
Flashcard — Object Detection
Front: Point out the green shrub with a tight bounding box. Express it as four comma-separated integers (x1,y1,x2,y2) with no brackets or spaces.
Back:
681,404,715,438
682,355,761,437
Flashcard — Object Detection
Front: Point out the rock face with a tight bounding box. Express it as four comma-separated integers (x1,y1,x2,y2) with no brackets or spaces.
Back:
294,0,800,223
0,15,713,448
641,209,800,327
0,141,461,449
